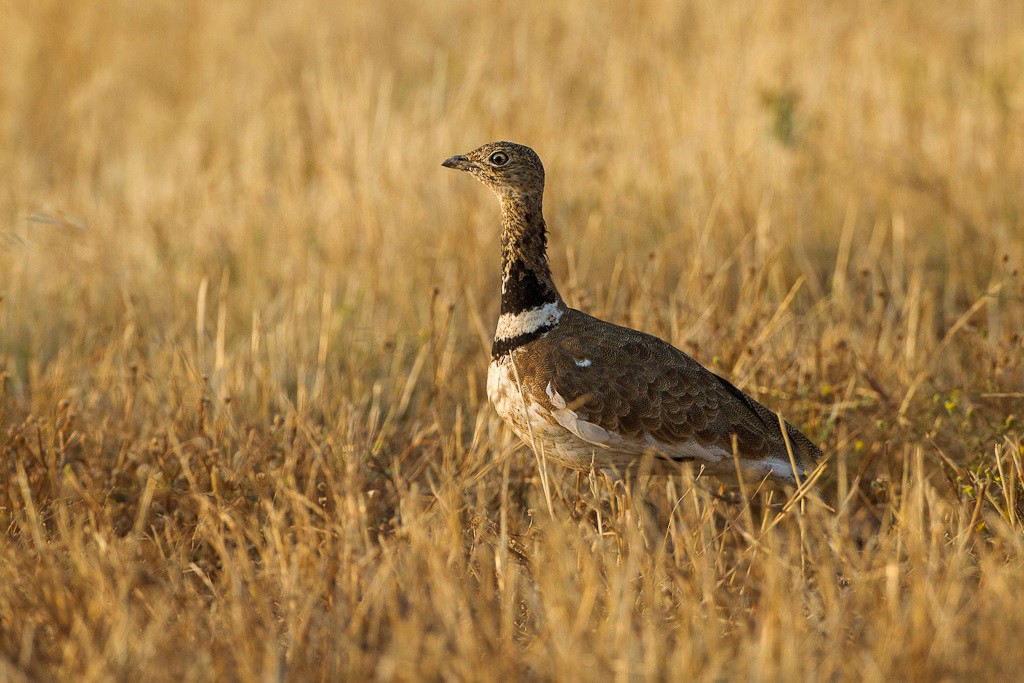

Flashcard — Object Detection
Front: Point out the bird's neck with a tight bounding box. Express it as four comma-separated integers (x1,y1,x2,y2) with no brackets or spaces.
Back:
491,194,563,358
498,194,560,314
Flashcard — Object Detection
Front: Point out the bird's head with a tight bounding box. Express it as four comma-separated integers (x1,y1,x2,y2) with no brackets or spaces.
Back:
442,141,545,200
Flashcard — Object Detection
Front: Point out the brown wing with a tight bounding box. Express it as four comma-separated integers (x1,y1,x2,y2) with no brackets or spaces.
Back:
517,309,822,469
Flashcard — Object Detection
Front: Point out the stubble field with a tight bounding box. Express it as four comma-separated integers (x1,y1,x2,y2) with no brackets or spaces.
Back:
2,1,1024,680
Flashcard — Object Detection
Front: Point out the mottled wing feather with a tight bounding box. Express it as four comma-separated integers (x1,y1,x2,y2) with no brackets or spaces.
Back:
710,371,822,465
518,309,821,470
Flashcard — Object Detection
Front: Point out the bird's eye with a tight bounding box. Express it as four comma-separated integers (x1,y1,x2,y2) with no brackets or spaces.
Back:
489,151,509,166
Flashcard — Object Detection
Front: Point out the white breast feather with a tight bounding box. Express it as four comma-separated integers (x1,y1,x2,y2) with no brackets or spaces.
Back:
494,302,562,340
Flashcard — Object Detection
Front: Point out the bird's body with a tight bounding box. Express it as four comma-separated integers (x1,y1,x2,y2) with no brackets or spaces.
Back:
486,307,820,480
443,142,822,484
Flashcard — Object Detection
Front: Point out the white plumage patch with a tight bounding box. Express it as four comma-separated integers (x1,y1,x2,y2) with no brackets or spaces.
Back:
494,301,562,340
574,358,592,367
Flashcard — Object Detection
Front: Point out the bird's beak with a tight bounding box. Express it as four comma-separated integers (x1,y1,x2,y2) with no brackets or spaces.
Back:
441,154,473,171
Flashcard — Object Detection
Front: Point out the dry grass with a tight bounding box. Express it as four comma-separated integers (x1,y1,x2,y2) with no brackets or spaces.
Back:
1,0,1023,679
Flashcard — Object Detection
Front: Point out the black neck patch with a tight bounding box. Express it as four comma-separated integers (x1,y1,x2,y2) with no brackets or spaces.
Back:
491,321,557,359
500,260,557,316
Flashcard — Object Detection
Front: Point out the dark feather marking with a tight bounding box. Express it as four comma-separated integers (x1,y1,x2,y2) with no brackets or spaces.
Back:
658,453,695,463
501,260,558,316
491,322,557,359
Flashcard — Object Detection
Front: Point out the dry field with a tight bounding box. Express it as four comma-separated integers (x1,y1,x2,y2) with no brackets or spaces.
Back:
2,1,1024,680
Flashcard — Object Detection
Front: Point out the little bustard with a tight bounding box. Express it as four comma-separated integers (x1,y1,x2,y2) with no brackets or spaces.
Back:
443,141,823,483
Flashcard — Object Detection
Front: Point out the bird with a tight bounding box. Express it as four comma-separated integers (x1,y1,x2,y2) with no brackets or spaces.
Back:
442,141,823,484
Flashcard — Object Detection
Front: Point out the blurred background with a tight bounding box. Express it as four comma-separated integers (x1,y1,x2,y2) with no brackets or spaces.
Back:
3,1,1022,382
1,1,1023,679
